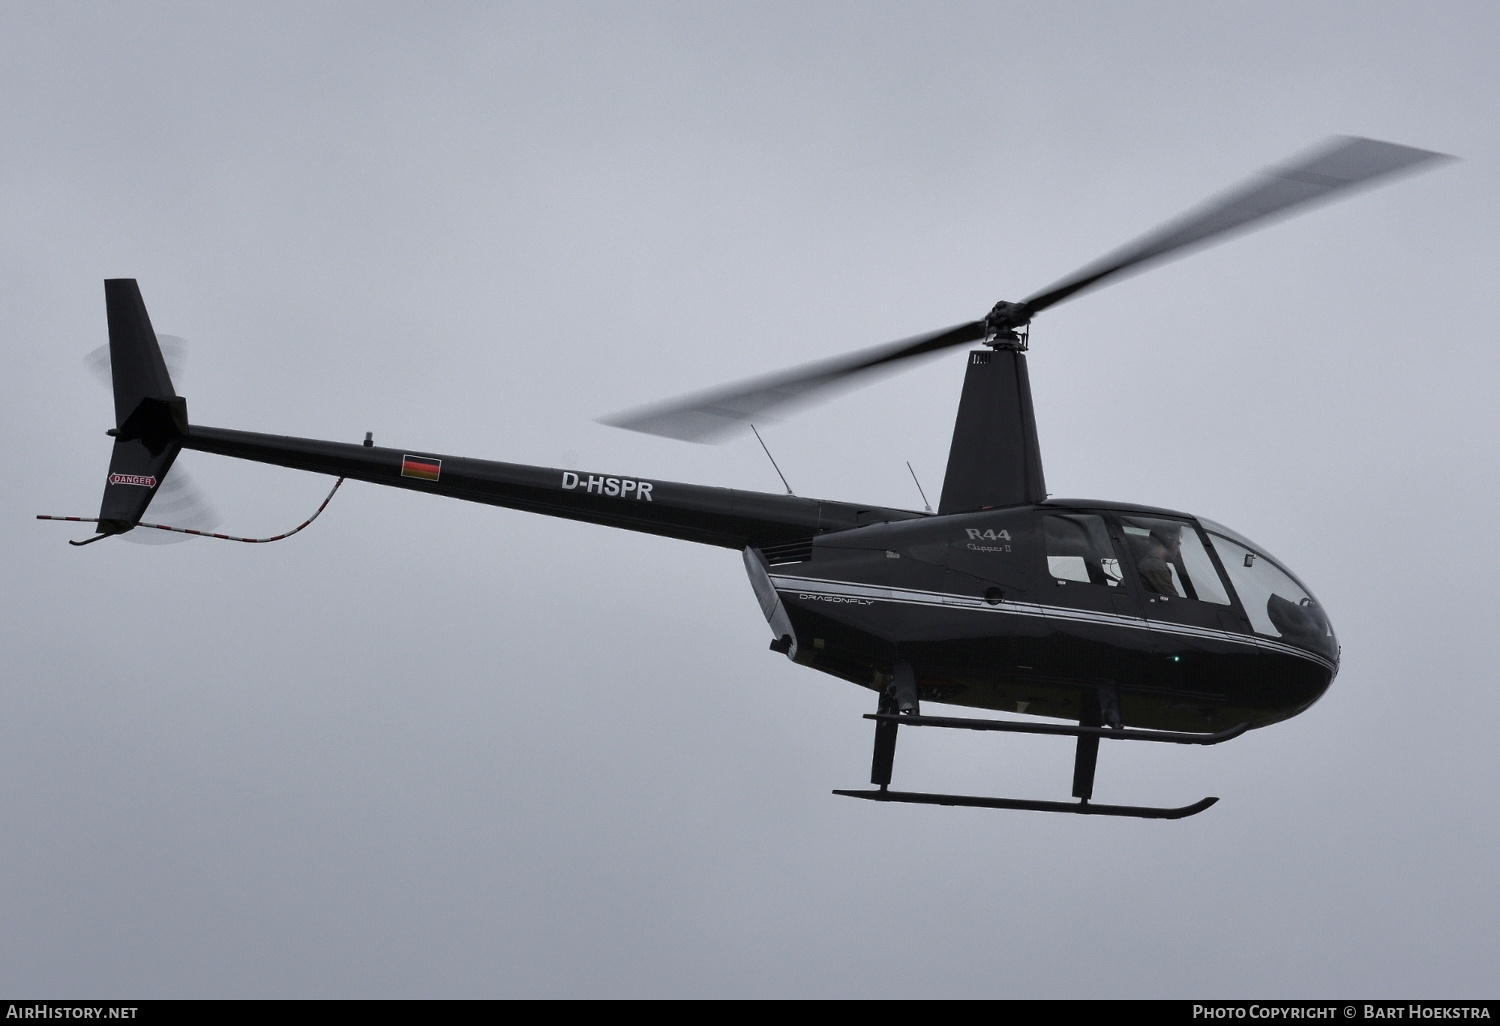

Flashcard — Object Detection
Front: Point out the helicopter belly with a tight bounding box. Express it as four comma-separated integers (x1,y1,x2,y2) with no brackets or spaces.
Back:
768,570,1334,732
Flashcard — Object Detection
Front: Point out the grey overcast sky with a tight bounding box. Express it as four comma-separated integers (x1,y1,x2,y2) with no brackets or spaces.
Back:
3,1,1496,998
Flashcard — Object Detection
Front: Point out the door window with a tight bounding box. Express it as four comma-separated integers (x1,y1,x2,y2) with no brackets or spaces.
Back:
1043,514,1124,587
1119,516,1231,605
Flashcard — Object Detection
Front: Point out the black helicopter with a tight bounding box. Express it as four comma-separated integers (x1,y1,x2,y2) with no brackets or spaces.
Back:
52,137,1451,819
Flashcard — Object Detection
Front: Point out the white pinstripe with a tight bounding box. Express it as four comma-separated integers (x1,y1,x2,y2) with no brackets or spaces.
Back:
770,573,1337,673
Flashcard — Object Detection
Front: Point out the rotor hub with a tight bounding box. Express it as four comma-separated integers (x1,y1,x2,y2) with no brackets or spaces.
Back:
983,300,1031,350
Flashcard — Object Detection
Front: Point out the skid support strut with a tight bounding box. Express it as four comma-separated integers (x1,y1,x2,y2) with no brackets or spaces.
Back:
1071,681,1120,802
871,662,919,790
870,692,898,788
836,684,1246,819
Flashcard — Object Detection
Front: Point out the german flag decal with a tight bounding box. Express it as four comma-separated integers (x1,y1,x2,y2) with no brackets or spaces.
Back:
401,455,442,482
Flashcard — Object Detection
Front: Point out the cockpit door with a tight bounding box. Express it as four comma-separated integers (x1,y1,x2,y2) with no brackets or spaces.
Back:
1112,514,1247,636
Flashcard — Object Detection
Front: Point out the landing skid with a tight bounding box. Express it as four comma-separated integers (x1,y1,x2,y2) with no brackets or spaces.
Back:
837,668,1246,818
833,789,1219,820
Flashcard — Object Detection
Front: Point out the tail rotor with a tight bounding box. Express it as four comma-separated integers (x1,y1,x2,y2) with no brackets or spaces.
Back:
85,329,220,543
90,279,192,539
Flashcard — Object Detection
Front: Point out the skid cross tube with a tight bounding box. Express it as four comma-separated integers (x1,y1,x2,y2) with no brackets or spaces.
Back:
863,713,1250,745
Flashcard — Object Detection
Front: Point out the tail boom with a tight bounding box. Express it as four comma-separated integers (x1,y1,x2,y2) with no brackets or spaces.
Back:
181,424,920,550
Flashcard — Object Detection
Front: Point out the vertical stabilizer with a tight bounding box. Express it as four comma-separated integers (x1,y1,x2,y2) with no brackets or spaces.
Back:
94,280,187,535
936,349,1045,514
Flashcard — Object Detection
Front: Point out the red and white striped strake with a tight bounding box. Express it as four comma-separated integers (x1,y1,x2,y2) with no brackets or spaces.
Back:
39,478,344,545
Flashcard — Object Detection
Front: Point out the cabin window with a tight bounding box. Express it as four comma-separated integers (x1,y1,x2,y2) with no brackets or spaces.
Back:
1119,516,1232,605
1043,514,1123,586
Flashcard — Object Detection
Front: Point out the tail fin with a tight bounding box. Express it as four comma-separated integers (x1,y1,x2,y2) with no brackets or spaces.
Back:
94,280,188,536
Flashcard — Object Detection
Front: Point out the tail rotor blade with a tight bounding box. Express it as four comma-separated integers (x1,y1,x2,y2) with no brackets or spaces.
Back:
119,460,223,544
85,333,188,390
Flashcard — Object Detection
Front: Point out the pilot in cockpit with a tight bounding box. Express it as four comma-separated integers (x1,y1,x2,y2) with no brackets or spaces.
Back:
1136,525,1182,596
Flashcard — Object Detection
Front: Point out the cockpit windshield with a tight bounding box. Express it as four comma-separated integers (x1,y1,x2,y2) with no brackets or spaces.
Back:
1198,518,1337,660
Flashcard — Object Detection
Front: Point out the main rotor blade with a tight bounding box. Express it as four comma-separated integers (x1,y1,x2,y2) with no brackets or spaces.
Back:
600,320,984,443
602,137,1452,444
1022,136,1454,315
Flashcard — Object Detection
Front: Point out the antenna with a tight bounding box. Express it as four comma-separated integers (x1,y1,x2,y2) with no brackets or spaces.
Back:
906,461,932,513
750,424,794,495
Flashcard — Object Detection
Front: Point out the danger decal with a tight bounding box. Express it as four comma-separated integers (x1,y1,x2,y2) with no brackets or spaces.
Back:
108,473,157,488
